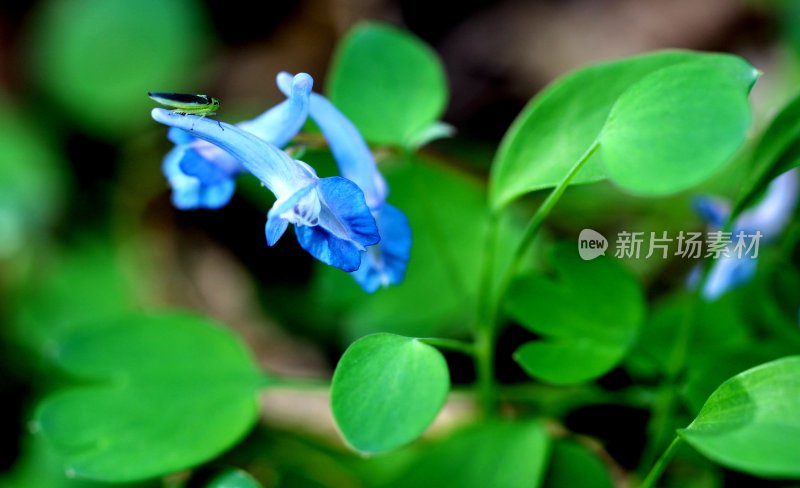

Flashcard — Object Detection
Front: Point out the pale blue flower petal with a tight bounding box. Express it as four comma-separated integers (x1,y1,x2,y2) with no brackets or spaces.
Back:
175,144,231,184
240,73,313,147
693,196,729,229
702,256,757,300
277,72,387,209
734,168,798,238
264,218,289,247
162,146,235,210
351,203,412,292
265,182,318,246
199,179,236,209
692,169,798,300
295,177,380,272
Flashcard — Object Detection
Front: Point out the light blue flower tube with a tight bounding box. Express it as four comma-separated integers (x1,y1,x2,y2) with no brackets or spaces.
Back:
162,73,313,209
152,108,379,272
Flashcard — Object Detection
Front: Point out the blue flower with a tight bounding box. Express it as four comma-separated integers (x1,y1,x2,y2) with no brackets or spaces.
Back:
693,168,798,299
152,108,379,272
276,72,412,292
161,130,236,210
161,73,314,209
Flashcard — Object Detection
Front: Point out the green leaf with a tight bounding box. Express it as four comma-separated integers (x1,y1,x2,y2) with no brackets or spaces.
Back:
489,51,756,209
506,243,645,384
626,292,752,379
205,469,262,488
0,434,152,488
327,22,448,147
733,90,800,217
544,440,613,488
390,420,550,488
34,313,263,482
26,0,210,138
330,333,450,453
12,238,136,354
682,344,794,415
0,99,68,258
680,356,800,478
598,60,756,195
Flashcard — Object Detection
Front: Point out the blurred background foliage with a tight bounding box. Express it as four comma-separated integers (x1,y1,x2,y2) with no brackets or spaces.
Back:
1,0,800,486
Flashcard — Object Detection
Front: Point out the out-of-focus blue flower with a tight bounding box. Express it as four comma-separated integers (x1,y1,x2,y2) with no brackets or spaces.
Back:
162,128,236,210
277,72,412,292
152,108,379,272
693,169,798,299
162,73,313,209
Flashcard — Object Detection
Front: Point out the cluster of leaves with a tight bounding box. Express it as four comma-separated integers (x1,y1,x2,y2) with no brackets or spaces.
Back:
2,5,800,488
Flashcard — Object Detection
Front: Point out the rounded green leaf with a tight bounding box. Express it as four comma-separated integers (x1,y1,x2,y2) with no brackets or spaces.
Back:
391,420,550,488
331,333,450,453
26,0,209,138
599,61,755,195
489,51,754,210
327,22,448,146
506,244,645,384
34,313,263,482
679,356,800,478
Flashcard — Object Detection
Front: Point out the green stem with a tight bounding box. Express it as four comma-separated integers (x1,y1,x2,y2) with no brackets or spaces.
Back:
473,140,600,416
640,437,683,488
641,220,734,470
475,213,501,415
503,141,601,286
420,337,476,356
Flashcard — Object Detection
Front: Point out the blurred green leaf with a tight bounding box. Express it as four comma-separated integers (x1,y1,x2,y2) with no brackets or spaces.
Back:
752,256,800,344
680,356,800,478
599,60,756,195
328,22,448,147
543,440,613,488
310,155,520,340
0,100,67,258
27,0,210,138
626,292,752,379
733,90,800,217
34,313,262,482
205,469,262,488
390,420,550,488
489,51,756,209
11,239,135,354
506,243,645,384
0,434,152,488
241,428,380,488
331,333,450,453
